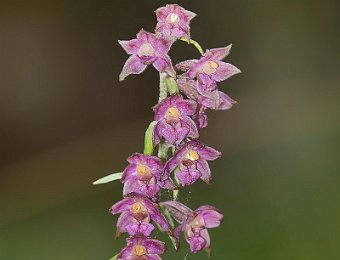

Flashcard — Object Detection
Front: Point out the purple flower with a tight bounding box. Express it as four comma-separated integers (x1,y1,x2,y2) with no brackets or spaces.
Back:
177,77,237,128
153,94,199,145
155,4,196,41
175,45,239,129
122,153,174,198
118,29,175,81
117,237,165,260
110,194,171,237
164,140,221,186
161,201,223,255
176,45,241,85
177,78,237,111
193,105,209,128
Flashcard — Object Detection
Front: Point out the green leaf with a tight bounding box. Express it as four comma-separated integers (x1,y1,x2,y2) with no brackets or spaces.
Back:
92,172,123,185
109,253,118,260
161,205,175,229
165,77,179,95
172,189,179,201
169,235,178,251
161,205,178,250
144,121,157,155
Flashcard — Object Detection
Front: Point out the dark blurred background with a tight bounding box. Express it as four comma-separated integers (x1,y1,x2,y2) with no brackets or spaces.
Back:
0,0,339,259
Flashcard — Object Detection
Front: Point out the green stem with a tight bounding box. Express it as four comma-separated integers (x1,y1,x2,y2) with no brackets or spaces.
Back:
158,142,168,161
158,72,168,102
157,72,169,161
157,75,178,200
180,37,204,55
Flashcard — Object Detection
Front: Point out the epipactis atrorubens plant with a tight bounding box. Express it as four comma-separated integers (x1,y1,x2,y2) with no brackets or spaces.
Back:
93,4,241,259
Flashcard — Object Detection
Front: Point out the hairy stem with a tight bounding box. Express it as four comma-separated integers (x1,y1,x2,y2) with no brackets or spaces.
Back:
157,72,169,162
158,72,168,102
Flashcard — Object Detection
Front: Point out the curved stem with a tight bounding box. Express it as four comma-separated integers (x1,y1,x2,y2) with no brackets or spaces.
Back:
180,37,204,55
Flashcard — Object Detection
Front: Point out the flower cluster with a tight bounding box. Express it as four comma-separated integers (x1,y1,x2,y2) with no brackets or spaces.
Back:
106,4,240,259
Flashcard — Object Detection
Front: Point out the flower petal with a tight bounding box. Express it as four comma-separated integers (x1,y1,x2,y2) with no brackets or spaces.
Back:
141,238,166,254
126,222,154,236
121,164,137,182
176,59,198,72
161,200,194,223
174,223,185,248
177,167,201,186
153,55,175,76
197,207,223,228
159,177,175,190
212,61,241,82
174,98,197,116
119,55,148,81
196,159,212,183
196,145,221,161
177,78,200,100
218,91,237,110
141,198,171,232
161,124,177,144
110,197,135,215
181,116,199,138
153,121,163,145
209,45,232,60
116,211,133,236
148,255,162,260
184,10,197,21
118,39,142,55
187,234,207,253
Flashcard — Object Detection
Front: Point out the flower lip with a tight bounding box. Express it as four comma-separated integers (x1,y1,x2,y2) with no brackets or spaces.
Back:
133,245,147,256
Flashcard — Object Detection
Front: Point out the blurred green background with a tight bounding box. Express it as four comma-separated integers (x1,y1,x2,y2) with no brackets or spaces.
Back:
0,0,339,259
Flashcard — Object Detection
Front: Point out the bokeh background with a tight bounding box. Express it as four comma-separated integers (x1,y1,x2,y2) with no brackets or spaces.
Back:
0,0,339,259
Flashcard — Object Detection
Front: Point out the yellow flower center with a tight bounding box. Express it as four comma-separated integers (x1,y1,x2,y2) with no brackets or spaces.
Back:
169,13,180,23
133,245,147,256
209,61,219,69
139,43,155,56
201,60,219,75
187,150,200,161
131,202,143,214
168,107,180,118
137,165,147,175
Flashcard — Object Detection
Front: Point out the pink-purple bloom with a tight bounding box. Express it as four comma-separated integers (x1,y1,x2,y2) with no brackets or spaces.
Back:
176,45,241,85
122,153,174,198
161,201,223,255
118,29,175,81
177,78,237,111
175,45,240,128
177,77,237,128
164,140,221,186
155,4,196,41
153,94,199,145
117,236,166,260
110,194,171,238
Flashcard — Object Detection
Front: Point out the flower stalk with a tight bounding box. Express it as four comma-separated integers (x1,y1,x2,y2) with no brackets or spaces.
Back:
180,37,204,55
